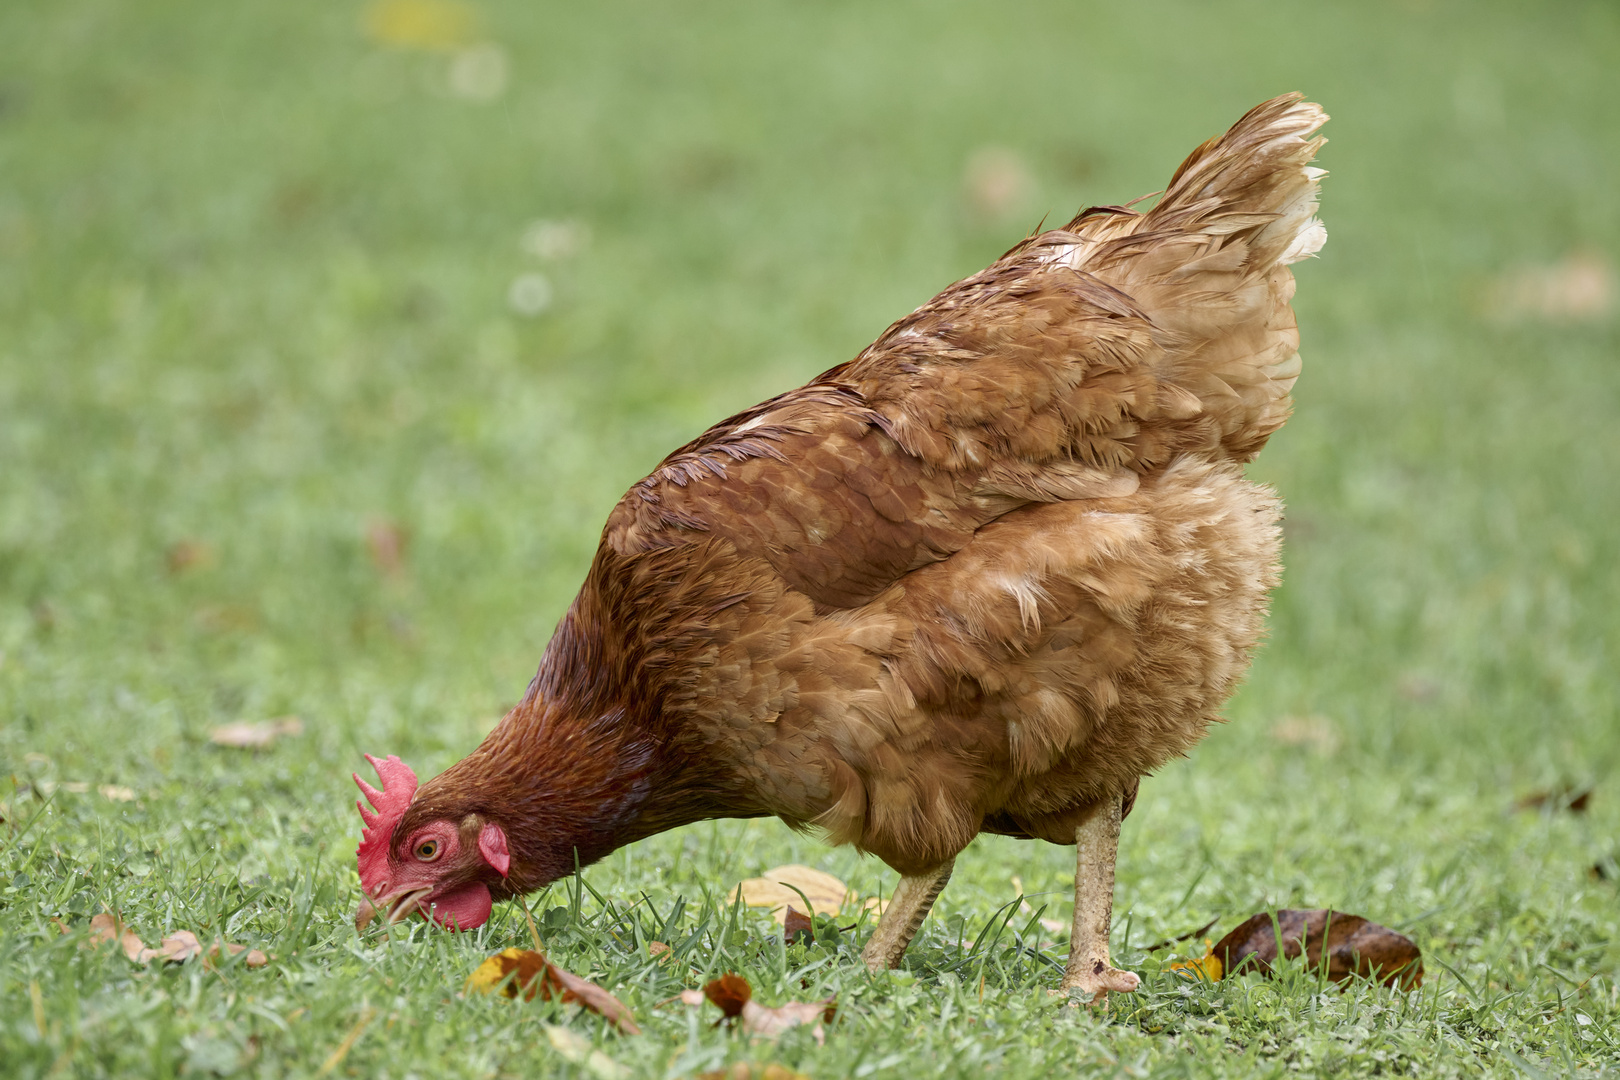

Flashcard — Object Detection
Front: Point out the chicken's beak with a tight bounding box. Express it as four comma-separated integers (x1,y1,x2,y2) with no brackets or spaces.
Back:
355,886,433,931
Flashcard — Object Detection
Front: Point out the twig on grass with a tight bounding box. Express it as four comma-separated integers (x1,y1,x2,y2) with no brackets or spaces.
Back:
316,1005,375,1077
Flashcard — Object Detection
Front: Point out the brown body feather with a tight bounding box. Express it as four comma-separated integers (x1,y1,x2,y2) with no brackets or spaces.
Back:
404,94,1326,892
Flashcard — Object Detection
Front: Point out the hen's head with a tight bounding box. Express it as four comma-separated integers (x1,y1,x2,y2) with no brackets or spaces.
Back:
353,754,511,931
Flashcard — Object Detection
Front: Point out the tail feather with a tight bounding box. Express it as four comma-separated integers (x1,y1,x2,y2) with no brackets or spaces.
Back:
1147,92,1329,267
1047,93,1328,461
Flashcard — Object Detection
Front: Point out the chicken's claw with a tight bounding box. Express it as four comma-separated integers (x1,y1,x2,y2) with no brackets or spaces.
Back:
1055,962,1141,1005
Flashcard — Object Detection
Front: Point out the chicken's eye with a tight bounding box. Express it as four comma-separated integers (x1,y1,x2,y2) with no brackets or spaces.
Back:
414,839,440,862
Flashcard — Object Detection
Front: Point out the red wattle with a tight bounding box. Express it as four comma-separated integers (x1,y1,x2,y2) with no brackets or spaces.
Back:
426,881,492,930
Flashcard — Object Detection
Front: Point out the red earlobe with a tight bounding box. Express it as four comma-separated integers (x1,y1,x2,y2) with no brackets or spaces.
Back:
477,822,510,877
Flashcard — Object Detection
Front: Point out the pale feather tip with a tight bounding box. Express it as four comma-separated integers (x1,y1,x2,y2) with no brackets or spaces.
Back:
1280,219,1327,265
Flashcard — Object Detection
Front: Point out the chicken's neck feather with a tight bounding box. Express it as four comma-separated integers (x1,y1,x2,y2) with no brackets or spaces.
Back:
412,600,739,895
451,696,664,893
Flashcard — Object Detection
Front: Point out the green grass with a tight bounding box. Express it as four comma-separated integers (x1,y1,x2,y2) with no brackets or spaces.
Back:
3,0,1619,1075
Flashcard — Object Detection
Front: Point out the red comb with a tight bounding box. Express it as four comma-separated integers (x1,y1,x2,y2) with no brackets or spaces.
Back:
354,754,418,894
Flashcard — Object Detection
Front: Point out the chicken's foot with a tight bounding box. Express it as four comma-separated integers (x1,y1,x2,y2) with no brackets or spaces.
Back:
861,859,954,972
1058,795,1140,1002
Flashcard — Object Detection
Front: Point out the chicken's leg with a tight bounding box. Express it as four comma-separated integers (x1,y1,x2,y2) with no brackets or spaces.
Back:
1058,795,1140,1001
861,859,954,972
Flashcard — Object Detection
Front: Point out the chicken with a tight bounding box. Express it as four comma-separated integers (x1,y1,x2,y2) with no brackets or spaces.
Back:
353,94,1327,1000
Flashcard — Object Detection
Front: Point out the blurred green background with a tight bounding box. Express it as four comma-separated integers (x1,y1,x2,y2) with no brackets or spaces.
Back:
2,1,1618,1076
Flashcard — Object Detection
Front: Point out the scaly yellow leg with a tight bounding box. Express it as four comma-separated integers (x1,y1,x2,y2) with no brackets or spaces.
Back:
861,860,954,972
1058,796,1140,1001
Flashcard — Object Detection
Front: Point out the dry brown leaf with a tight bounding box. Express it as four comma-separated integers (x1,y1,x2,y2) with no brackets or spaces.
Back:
698,974,833,1044
1197,909,1423,989
783,906,814,946
138,930,204,964
1270,714,1340,754
34,780,90,797
647,940,671,962
964,146,1033,219
365,519,409,578
733,865,853,923
88,913,146,962
703,974,752,1018
543,1025,630,1079
741,998,835,1045
90,916,264,969
1488,252,1616,323
166,540,216,574
698,1064,812,1080
465,948,641,1035
206,941,269,969
1515,786,1592,814
209,716,304,749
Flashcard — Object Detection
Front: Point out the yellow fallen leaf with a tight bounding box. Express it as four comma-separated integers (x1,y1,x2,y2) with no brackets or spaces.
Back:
209,716,303,749
466,948,641,1034
733,865,853,923
362,0,478,51
1167,952,1224,982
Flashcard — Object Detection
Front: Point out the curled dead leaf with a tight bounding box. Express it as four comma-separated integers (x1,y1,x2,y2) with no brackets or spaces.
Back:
703,974,752,1018
1193,910,1423,989
647,940,671,962
544,1025,629,1080
964,146,1034,220
34,780,89,796
209,716,304,749
88,915,263,968
1515,786,1592,814
138,930,204,964
699,973,833,1044
733,865,853,923
465,948,641,1035
365,519,409,578
1270,714,1340,754
88,913,145,962
1487,252,1616,323
740,997,835,1043
166,540,216,574
697,1065,811,1080
206,941,269,969
783,906,814,946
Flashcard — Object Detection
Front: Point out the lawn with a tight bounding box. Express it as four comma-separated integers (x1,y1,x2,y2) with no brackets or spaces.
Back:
2,0,1619,1076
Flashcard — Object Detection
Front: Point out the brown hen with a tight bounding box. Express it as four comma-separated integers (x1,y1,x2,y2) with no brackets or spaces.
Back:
354,94,1327,1001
